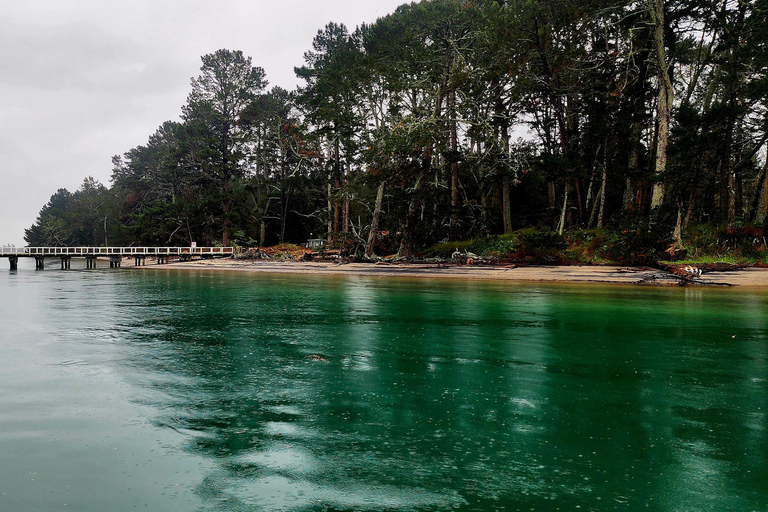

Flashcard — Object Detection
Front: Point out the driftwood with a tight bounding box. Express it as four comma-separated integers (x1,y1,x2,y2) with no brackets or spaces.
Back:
639,263,742,286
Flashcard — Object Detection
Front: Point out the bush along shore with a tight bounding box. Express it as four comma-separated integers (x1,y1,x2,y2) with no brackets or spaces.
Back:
231,225,764,265
222,224,768,285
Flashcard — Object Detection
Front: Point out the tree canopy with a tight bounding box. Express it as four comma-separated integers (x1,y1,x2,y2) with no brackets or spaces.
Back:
25,1,768,260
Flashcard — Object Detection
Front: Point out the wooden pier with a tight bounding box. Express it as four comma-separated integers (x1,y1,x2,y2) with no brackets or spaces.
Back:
0,246,233,270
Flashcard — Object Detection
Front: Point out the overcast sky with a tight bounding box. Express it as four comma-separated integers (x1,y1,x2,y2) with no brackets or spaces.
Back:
0,0,406,246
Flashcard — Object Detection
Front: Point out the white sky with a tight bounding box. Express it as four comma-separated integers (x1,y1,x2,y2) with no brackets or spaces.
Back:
0,0,406,246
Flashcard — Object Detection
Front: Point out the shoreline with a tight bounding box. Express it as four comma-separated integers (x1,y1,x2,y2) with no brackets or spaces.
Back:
129,258,768,288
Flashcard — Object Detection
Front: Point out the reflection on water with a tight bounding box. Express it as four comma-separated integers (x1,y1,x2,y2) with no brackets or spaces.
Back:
1,263,767,511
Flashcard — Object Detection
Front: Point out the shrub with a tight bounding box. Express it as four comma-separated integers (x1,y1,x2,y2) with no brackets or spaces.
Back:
603,229,660,265
326,232,364,256
515,231,568,263
423,234,520,260
723,224,765,258
423,240,476,259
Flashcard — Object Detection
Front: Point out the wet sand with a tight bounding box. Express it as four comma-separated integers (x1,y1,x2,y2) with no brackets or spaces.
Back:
130,258,768,287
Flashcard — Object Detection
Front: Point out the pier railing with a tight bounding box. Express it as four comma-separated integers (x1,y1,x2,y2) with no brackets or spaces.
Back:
0,246,234,257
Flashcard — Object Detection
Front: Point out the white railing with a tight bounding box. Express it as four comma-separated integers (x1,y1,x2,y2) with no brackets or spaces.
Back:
0,246,234,257
0,246,22,255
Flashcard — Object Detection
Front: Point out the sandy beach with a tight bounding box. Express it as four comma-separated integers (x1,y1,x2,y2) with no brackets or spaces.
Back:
129,258,768,287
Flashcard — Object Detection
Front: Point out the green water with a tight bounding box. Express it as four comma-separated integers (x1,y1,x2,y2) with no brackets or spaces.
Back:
1,260,766,511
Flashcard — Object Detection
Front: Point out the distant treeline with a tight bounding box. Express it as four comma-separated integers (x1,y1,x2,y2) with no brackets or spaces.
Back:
25,0,768,258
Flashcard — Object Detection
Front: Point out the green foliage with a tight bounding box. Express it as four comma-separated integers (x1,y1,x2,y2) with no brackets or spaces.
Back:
423,234,518,259
515,231,569,263
601,229,661,266
471,235,519,257
24,0,768,261
678,223,768,263
25,179,120,247
422,224,768,266
424,239,487,259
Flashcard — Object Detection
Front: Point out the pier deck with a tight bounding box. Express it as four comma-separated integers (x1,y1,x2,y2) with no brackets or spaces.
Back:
1,246,233,270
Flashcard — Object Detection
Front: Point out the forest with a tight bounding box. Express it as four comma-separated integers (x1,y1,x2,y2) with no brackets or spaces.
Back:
24,0,768,263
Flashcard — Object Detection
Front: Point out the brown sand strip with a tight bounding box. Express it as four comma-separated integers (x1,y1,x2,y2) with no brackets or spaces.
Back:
127,259,768,287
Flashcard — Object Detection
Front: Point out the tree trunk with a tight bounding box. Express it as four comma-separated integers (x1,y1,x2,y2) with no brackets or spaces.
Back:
398,174,426,259
597,159,607,228
649,0,672,213
588,187,600,228
333,138,341,234
280,159,288,244
222,174,231,246
622,178,634,211
365,182,386,258
557,185,568,235
683,192,696,230
721,102,738,221
324,140,333,237
502,181,512,233
624,117,643,211
574,179,584,226
449,88,459,233
327,181,333,237
755,159,768,226
326,137,333,237
673,202,684,247
343,162,350,233
548,182,556,209
728,168,736,224
491,76,513,234
280,190,289,244
734,118,745,220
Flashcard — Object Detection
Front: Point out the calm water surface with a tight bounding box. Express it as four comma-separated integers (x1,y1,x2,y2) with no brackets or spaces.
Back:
1,259,766,511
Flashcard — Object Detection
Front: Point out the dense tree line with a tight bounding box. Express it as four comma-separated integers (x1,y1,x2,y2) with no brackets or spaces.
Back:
26,0,768,259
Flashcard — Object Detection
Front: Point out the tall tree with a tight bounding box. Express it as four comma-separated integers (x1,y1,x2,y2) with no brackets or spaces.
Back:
24,189,75,246
296,23,365,237
183,49,267,245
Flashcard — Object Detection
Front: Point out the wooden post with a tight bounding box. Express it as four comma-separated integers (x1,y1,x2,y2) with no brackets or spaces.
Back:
35,257,45,270
9,257,18,270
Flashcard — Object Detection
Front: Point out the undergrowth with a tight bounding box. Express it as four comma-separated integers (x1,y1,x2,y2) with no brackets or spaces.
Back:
422,223,768,266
